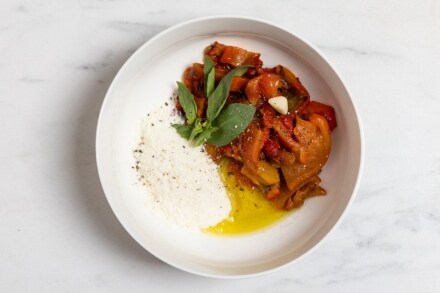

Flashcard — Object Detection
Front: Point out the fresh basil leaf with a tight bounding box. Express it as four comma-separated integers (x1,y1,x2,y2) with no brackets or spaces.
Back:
207,103,256,146
177,81,197,124
206,65,251,122
193,126,218,146
171,123,193,140
189,118,204,141
204,56,215,97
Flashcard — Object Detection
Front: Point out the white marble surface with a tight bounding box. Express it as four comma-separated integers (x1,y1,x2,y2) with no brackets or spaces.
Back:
1,0,439,291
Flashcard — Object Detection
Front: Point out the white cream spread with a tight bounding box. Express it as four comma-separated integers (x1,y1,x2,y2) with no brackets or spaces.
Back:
133,99,230,229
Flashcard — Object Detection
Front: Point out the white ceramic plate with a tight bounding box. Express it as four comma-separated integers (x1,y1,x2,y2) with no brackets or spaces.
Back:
96,16,363,278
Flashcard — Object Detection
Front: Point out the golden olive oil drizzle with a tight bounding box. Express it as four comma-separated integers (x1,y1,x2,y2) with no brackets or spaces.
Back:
206,159,289,234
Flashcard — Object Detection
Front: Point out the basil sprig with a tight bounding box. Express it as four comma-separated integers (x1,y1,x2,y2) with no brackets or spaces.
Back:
207,103,256,146
176,81,197,124
204,55,215,97
172,56,255,147
206,65,251,122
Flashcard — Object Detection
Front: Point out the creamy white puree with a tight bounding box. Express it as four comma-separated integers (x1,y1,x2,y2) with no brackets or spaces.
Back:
134,99,230,229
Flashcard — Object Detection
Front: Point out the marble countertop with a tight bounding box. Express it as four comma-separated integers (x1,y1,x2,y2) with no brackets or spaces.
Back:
1,0,439,292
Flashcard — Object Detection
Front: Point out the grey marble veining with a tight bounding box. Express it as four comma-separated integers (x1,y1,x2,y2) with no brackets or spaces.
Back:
1,0,439,292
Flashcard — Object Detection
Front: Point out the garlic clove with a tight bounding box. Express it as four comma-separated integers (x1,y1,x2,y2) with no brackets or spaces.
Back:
268,96,288,115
